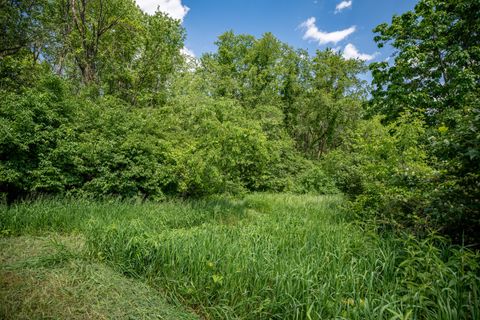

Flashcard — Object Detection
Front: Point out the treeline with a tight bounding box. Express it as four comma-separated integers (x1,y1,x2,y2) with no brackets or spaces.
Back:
1,0,479,245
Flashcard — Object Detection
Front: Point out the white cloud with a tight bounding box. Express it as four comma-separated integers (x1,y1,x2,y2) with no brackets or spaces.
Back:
335,1,352,13
181,47,195,58
300,17,355,45
342,43,378,61
136,0,189,21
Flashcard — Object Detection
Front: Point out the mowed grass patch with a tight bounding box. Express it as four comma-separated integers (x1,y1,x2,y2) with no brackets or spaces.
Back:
0,236,198,320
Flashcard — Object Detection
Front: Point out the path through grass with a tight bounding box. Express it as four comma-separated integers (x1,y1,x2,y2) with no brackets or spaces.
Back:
0,235,199,319
1,194,479,319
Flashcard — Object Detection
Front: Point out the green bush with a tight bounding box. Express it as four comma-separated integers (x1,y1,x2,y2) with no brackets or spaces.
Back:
293,165,339,195
0,74,75,200
323,115,436,231
0,75,303,200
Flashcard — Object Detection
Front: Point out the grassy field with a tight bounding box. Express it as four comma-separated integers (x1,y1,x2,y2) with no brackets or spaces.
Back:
1,194,479,319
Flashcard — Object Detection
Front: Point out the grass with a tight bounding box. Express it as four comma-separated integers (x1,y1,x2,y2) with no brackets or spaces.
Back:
1,193,479,319
0,235,199,319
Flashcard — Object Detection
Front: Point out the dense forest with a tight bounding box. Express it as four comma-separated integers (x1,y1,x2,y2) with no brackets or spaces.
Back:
1,0,480,319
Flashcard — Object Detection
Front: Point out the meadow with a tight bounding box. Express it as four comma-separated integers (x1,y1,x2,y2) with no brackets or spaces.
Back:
1,194,479,319
2,0,480,318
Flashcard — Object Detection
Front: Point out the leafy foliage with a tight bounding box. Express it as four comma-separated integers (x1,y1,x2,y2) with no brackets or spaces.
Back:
1,1,480,317
323,115,436,231
0,72,74,201
369,0,480,243
291,50,366,159
0,0,46,59
293,166,339,195
1,0,479,247
0,69,304,200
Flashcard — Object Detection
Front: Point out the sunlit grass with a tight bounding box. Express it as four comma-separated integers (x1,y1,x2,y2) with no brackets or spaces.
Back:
1,194,479,319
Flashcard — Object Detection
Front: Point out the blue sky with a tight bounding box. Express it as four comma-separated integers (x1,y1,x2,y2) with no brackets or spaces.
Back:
136,0,418,62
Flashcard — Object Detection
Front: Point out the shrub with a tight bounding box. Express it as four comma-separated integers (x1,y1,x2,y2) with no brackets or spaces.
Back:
0,78,303,200
0,74,75,201
293,165,339,195
323,115,436,231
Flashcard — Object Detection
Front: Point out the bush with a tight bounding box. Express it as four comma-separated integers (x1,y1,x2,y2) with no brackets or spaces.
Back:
0,74,75,201
0,77,304,200
293,165,339,195
323,115,436,232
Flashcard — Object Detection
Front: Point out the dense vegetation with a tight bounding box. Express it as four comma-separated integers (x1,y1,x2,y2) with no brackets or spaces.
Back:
2,0,478,244
1,0,480,318
2,194,479,319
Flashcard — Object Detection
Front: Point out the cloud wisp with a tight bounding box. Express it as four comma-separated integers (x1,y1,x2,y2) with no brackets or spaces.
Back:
136,0,189,21
181,47,195,58
335,1,352,14
342,43,378,61
300,17,355,45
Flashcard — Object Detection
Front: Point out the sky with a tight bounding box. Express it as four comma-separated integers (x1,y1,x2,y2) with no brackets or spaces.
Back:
135,0,418,63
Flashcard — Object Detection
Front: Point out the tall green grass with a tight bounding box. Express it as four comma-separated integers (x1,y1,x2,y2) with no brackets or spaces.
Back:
2,194,479,319
0,195,247,236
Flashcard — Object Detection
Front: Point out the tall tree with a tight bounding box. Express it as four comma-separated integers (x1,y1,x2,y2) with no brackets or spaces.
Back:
370,0,480,243
200,31,255,102
370,0,480,121
0,0,46,60
112,11,185,106
41,0,185,105
47,0,141,84
292,50,366,159
200,31,302,109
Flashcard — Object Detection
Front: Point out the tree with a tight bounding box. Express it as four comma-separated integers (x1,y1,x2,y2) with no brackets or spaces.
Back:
370,0,480,121
199,32,367,159
200,31,256,102
0,0,47,60
111,11,185,106
200,32,305,109
291,50,367,159
46,0,141,84
41,0,185,105
369,0,480,244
